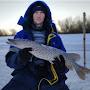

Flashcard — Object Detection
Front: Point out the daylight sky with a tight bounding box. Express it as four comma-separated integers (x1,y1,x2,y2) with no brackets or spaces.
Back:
0,0,90,30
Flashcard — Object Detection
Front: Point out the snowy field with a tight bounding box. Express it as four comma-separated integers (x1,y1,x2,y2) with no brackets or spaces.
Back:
0,34,90,90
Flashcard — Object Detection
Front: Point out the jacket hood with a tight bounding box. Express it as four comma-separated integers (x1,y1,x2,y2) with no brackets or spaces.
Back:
17,1,52,28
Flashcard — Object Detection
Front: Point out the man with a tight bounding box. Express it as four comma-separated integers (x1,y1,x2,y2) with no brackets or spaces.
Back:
2,1,69,90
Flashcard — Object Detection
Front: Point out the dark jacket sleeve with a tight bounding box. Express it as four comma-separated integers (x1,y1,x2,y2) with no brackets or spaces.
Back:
5,51,25,69
5,31,28,69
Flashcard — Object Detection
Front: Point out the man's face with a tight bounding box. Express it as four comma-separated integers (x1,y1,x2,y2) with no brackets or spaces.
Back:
33,11,45,26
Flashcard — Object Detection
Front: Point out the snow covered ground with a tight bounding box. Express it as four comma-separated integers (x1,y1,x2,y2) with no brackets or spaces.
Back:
0,34,90,90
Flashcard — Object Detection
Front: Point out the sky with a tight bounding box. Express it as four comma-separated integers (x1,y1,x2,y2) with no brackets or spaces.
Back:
0,0,90,30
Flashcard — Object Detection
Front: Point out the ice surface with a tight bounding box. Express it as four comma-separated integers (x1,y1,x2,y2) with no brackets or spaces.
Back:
0,34,90,90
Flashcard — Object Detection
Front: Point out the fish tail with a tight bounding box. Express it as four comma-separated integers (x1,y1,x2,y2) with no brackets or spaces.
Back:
7,39,17,46
73,63,90,80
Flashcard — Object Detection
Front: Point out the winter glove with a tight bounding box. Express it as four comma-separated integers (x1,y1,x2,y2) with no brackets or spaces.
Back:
53,55,65,68
53,55,69,73
18,48,32,65
54,55,65,63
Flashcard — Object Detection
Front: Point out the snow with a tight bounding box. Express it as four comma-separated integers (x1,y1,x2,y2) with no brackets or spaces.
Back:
0,34,90,90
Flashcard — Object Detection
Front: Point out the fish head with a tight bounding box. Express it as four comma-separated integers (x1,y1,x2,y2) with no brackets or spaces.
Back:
7,39,19,46
7,39,32,49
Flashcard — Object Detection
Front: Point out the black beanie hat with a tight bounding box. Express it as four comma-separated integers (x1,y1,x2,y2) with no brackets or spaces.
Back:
32,5,46,14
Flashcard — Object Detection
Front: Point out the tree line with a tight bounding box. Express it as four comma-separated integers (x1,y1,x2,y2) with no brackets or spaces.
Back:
58,16,90,34
0,29,16,36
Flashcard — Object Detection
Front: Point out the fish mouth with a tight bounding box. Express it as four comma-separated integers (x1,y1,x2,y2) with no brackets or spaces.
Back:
7,39,17,45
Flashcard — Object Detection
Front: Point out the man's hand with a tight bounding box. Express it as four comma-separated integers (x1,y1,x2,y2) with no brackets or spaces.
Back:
19,48,32,65
53,55,65,68
54,55,65,63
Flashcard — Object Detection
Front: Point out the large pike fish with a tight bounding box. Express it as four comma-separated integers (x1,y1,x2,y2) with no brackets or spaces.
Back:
7,38,90,80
